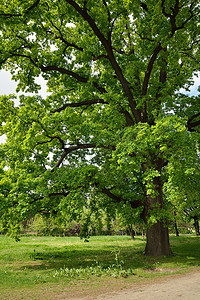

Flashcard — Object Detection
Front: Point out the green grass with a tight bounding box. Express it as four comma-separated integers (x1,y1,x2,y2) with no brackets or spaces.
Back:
0,234,199,298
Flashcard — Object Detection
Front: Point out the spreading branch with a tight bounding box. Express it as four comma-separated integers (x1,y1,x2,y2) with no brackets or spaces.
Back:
161,0,197,36
47,19,84,52
65,0,141,123
26,0,41,14
53,143,116,169
40,65,88,82
51,99,108,113
142,44,163,97
1,47,108,94
34,135,66,150
51,99,134,127
101,186,143,209
155,48,167,108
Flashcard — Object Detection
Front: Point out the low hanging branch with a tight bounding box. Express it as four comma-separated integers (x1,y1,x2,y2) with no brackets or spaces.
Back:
99,186,143,209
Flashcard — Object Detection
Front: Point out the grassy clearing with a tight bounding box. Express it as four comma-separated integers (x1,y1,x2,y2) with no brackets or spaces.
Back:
0,234,199,299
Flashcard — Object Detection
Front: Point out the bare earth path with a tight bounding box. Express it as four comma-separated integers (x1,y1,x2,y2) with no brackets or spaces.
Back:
72,271,200,300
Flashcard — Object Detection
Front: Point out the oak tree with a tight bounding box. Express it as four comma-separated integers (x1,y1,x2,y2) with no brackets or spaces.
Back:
0,0,200,256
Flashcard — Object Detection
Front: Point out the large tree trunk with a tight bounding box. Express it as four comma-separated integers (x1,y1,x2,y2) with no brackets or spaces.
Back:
144,221,171,256
193,217,200,236
142,160,172,257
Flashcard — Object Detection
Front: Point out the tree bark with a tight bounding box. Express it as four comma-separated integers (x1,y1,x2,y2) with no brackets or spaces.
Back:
174,220,179,237
142,160,172,256
174,212,179,236
128,224,135,240
145,221,171,256
193,217,200,236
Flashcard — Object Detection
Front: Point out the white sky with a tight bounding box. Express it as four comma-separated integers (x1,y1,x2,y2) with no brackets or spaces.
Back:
0,70,199,144
0,70,49,97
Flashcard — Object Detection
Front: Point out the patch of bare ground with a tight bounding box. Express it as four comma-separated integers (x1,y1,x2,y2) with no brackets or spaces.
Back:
145,267,180,273
93,269,200,300
1,268,200,300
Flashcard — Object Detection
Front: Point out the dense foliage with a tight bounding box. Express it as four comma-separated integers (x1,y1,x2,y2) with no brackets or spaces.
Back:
0,0,199,255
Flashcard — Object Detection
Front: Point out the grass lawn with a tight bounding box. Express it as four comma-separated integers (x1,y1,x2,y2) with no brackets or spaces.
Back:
0,234,199,299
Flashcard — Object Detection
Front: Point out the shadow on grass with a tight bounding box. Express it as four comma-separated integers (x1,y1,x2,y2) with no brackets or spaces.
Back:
19,235,200,273
0,235,199,289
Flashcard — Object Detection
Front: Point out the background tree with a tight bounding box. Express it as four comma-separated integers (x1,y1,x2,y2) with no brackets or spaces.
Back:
115,202,144,240
0,0,199,256
165,149,200,236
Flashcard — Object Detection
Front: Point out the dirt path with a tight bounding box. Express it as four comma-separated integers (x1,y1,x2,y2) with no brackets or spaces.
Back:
72,271,200,300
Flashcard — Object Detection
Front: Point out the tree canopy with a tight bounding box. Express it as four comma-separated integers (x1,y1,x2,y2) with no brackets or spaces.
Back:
0,0,200,256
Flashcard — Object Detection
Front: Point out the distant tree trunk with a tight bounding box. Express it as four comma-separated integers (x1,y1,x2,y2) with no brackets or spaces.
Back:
193,217,200,236
142,160,172,257
141,227,145,240
174,220,179,236
128,224,135,240
174,212,179,236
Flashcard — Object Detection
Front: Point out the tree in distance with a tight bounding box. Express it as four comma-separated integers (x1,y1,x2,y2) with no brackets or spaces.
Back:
165,151,200,236
0,0,200,256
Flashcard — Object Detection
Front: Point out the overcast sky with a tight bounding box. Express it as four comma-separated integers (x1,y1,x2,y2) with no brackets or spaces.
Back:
0,70,199,144
0,70,48,97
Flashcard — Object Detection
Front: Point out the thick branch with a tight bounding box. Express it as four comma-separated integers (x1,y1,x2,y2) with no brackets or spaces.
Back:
26,0,41,14
119,108,135,126
155,48,167,104
102,0,111,24
161,0,197,37
51,99,108,113
54,143,116,169
40,65,107,94
141,44,163,122
2,47,107,94
65,0,109,46
142,44,163,96
65,0,141,123
40,65,88,82
161,0,179,29
48,191,70,197
161,0,171,17
101,186,143,209
108,48,141,123
47,20,84,52
51,98,134,127
188,112,200,124
35,135,65,150
101,187,124,203
2,51,38,67
141,2,148,12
